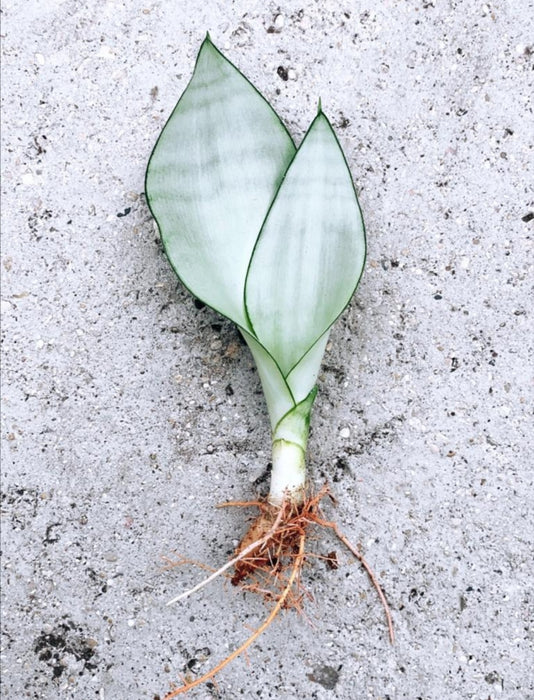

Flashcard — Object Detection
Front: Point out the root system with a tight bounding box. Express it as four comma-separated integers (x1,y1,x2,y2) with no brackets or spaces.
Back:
161,485,393,698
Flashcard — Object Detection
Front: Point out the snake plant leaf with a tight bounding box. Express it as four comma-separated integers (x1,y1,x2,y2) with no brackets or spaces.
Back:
273,386,317,445
242,329,328,429
145,35,296,329
240,330,295,429
244,112,366,376
286,330,330,401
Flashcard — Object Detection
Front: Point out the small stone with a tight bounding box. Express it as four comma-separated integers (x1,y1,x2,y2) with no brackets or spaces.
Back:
340,427,350,439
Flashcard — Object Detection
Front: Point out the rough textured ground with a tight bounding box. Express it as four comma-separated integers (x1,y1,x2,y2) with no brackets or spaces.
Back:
1,1,533,698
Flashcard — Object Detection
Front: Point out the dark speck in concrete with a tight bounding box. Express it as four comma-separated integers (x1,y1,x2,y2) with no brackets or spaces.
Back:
307,664,341,690
277,66,289,81
44,522,62,544
34,619,98,680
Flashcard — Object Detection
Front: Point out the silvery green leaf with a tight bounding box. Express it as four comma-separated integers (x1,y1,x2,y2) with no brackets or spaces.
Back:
245,112,366,376
272,386,317,445
286,330,330,402
145,36,296,329
241,330,295,429
146,39,367,451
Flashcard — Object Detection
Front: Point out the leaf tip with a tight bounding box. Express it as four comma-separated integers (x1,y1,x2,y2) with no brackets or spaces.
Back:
317,96,323,114
198,31,221,66
201,31,215,50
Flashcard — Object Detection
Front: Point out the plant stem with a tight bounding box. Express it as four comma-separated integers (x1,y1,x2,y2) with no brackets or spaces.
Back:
268,390,316,505
269,439,306,505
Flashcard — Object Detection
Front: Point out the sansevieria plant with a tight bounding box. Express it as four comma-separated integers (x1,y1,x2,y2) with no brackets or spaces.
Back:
145,35,389,698
146,34,366,506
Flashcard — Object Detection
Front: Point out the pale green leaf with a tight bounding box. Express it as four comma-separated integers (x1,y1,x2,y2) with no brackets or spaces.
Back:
245,112,366,375
145,36,296,329
241,330,295,429
286,330,330,402
272,386,317,446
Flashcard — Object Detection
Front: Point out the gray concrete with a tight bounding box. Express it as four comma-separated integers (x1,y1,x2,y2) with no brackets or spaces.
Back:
1,1,533,698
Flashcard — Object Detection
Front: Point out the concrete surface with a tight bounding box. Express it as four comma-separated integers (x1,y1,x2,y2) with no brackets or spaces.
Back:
1,1,533,698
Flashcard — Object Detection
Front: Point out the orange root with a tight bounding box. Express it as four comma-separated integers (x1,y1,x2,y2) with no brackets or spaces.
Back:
161,485,394,698
162,534,306,699
216,499,267,509
307,513,395,643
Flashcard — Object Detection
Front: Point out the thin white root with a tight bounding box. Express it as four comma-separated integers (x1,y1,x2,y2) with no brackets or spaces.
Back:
166,505,285,605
